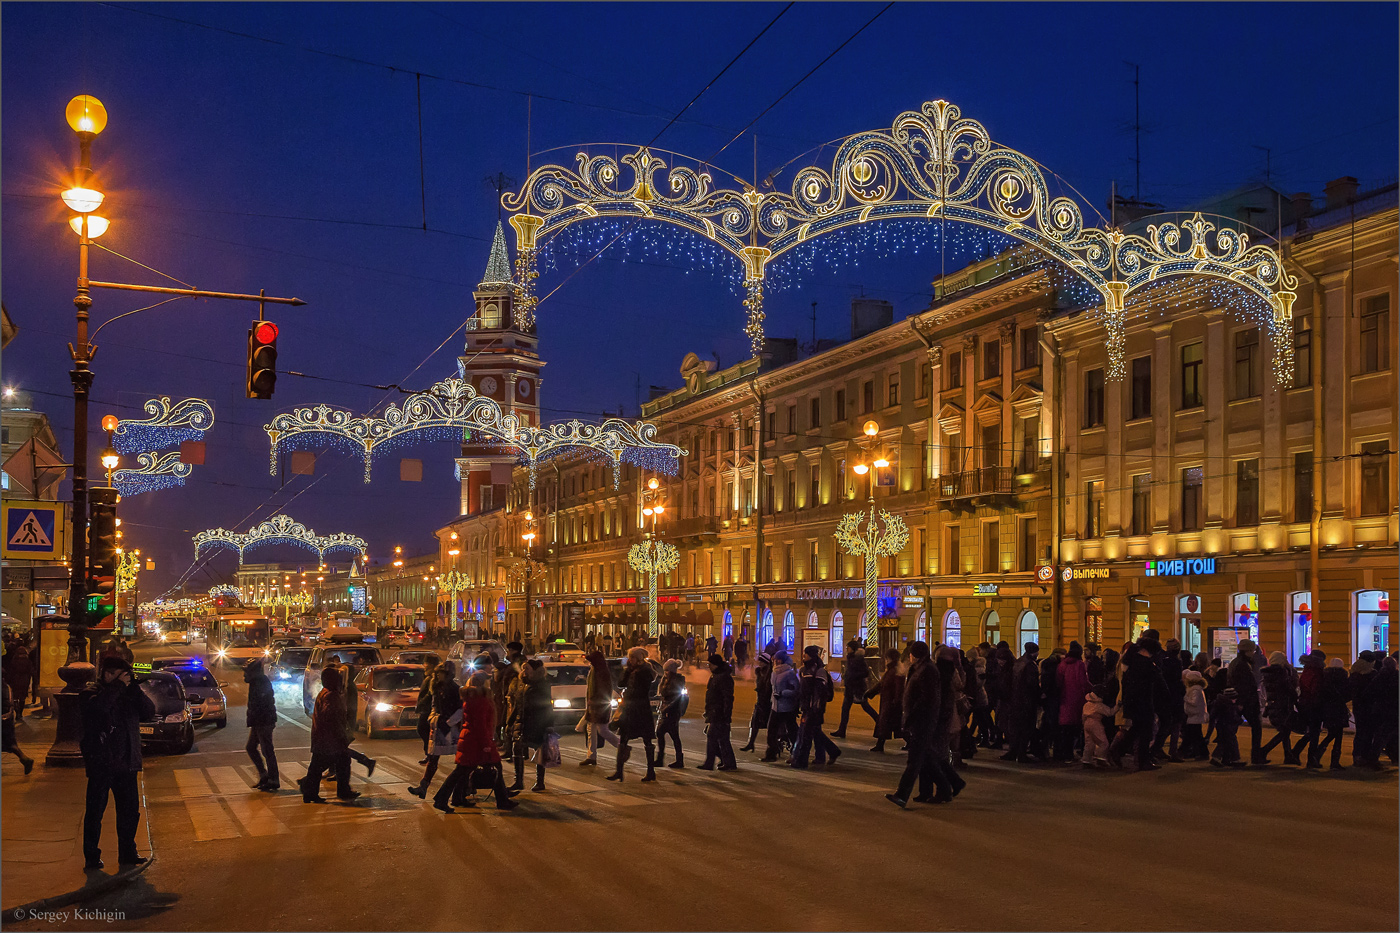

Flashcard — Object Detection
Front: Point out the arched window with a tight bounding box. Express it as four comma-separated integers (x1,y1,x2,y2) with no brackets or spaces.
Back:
830,611,845,657
722,610,733,641
982,609,1001,646
858,611,868,645
782,610,795,651
915,610,928,644
943,609,962,649
807,610,819,630
759,609,774,650
1017,610,1039,648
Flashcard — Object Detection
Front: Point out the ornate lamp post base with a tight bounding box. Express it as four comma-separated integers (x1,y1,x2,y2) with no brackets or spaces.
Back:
45,660,95,767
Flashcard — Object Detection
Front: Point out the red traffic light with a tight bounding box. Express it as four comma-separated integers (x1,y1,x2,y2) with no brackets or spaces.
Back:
253,321,279,345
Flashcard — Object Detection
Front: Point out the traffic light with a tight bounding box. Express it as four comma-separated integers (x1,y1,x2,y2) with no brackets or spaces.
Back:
87,487,119,628
246,320,279,399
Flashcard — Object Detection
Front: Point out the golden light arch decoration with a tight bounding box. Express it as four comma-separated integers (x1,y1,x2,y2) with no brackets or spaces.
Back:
504,98,1297,381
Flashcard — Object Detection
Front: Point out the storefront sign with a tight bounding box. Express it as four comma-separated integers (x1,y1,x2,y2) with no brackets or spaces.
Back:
1061,566,1110,581
685,594,706,602
796,586,864,602
1035,565,1054,583
1145,558,1217,577
3,567,32,590
904,596,925,607
972,583,999,596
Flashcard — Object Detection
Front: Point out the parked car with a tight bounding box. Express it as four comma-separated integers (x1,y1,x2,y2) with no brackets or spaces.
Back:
350,664,426,738
384,631,412,648
302,644,384,714
135,670,195,754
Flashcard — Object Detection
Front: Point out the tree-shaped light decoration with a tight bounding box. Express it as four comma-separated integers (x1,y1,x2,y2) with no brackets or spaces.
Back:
835,505,909,651
627,539,679,638
116,551,140,612
437,570,471,625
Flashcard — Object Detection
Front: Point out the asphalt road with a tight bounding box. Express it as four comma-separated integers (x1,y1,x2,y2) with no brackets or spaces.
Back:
11,639,1395,932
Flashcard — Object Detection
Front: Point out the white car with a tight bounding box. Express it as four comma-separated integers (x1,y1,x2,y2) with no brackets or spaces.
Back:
541,661,591,726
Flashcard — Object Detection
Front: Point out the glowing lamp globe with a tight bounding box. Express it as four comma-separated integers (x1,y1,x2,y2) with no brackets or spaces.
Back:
69,215,109,238
62,187,104,213
65,95,108,135
863,420,880,437
100,447,120,470
853,463,869,475
101,414,119,432
647,478,659,490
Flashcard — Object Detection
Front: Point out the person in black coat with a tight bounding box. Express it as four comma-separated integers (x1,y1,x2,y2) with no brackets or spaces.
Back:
608,648,657,783
244,658,280,791
790,646,839,767
1000,643,1042,763
1084,643,1106,686
80,656,156,870
1151,638,1186,761
888,641,949,807
1227,640,1264,763
415,655,441,761
1312,659,1352,770
833,642,878,738
699,654,736,771
655,659,687,768
508,659,553,792
1037,650,1062,760
1108,637,1166,771
740,647,774,752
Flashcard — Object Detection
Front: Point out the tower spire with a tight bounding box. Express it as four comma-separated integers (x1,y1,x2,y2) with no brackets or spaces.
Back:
480,221,513,288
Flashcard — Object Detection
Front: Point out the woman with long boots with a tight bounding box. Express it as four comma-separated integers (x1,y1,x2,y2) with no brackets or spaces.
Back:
509,660,552,793
656,658,687,768
409,661,459,800
432,674,517,813
579,650,619,766
740,644,775,753
608,647,657,783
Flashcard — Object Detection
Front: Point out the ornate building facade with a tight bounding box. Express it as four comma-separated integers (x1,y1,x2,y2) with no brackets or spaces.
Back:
434,179,1397,664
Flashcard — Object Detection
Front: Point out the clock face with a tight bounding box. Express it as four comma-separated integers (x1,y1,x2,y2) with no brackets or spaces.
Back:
480,376,499,396
517,379,532,399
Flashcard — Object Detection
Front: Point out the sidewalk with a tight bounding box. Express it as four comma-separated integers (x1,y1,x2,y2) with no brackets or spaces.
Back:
1,714,154,915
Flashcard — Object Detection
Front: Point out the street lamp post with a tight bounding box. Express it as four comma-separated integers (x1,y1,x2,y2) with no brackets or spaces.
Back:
627,478,679,640
836,420,909,652
55,94,306,690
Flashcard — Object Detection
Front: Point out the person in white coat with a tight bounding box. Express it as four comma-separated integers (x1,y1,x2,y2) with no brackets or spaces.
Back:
1180,670,1210,759
1081,685,1113,767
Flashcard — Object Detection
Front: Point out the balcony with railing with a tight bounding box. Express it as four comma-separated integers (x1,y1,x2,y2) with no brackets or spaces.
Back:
936,467,1015,509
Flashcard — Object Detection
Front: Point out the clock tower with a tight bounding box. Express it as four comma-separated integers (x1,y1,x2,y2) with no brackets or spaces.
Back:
457,222,543,515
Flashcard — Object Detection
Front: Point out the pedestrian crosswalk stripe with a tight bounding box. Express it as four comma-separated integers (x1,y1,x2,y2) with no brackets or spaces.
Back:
206,765,252,796
184,798,241,841
224,796,289,836
535,773,608,795
173,769,215,798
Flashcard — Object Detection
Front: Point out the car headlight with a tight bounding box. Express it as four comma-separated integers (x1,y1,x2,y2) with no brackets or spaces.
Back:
215,650,227,659
553,698,572,709
263,648,272,657
609,698,619,708
374,702,394,712
164,713,187,723
681,688,688,695
277,670,291,679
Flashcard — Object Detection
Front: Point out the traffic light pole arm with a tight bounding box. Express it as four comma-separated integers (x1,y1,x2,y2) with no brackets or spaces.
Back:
85,283,306,345
88,281,307,305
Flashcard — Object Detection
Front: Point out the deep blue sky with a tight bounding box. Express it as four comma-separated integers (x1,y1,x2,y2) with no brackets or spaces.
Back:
3,2,1396,596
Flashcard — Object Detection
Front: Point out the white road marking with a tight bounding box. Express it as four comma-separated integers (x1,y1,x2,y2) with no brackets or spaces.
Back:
184,798,241,841
173,768,215,798
224,795,290,837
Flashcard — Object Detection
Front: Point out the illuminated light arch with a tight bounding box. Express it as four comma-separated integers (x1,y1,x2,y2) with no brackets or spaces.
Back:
192,513,368,564
504,98,1296,380
265,374,684,485
113,451,193,497
113,396,214,454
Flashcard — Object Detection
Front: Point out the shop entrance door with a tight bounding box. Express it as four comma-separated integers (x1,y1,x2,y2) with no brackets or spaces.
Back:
1176,594,1203,655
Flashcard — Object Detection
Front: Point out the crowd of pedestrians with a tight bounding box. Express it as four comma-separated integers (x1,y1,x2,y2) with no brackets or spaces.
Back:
266,628,1399,818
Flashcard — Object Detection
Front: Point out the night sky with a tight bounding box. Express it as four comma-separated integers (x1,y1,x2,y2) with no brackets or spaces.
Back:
3,2,1395,597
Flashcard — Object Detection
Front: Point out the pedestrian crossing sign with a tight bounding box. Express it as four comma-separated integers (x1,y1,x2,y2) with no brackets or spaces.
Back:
2,499,64,559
